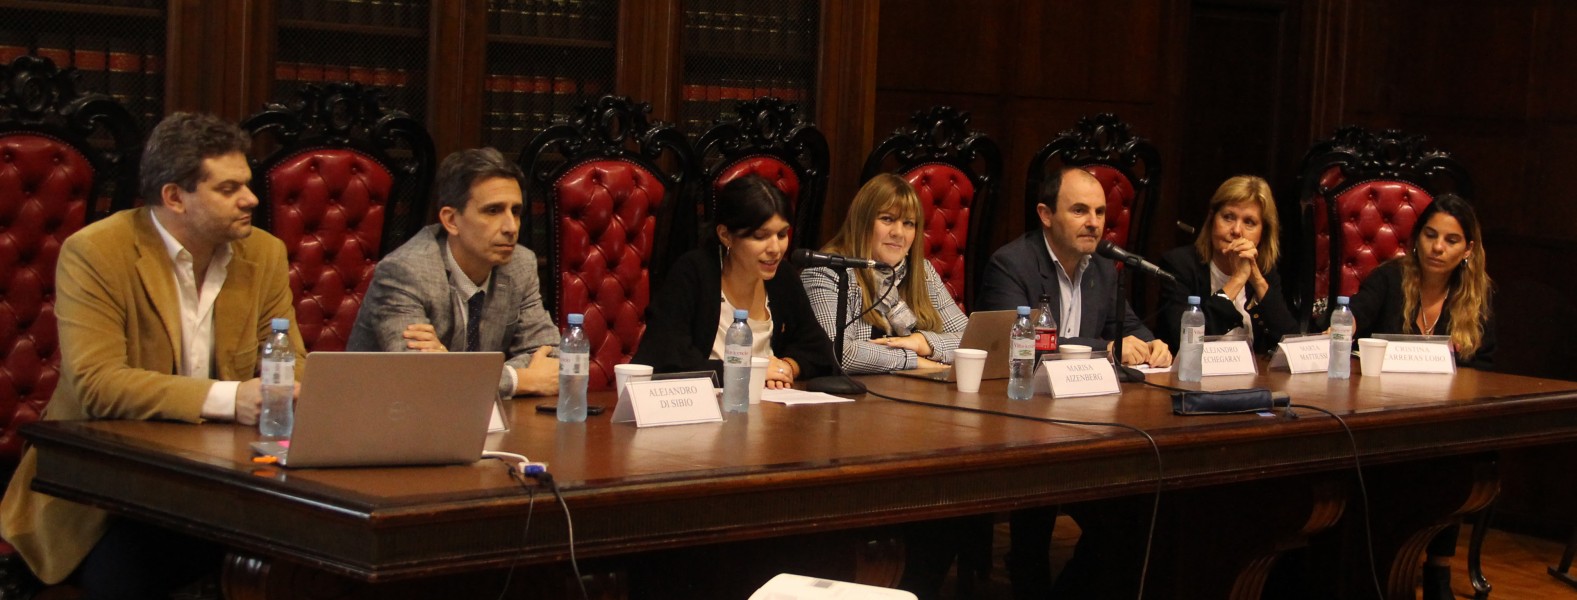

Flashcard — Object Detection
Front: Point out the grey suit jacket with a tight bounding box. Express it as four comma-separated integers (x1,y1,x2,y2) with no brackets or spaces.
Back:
348,224,559,395
975,230,1154,349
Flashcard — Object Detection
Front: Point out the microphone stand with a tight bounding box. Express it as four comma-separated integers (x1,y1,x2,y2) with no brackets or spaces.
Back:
1111,265,1146,383
803,267,872,396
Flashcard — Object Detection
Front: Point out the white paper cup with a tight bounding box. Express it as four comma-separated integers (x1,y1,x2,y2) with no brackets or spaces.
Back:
614,363,654,393
1058,344,1092,359
749,357,769,404
953,348,988,393
1357,338,1388,376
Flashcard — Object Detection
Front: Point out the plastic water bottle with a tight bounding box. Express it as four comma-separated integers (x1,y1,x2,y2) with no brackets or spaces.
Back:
558,313,590,422
722,309,752,414
1033,293,1059,363
1008,306,1036,400
1329,296,1355,379
1178,296,1205,382
259,318,294,439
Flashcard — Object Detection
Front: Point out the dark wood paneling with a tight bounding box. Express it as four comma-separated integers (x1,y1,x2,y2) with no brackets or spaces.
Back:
874,0,1007,94
817,0,882,235
873,0,1182,262
1009,0,1163,104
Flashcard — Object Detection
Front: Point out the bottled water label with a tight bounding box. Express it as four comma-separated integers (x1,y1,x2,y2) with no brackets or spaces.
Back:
1331,325,1353,343
725,346,750,367
1183,325,1203,345
1011,338,1035,361
261,361,293,386
560,353,588,376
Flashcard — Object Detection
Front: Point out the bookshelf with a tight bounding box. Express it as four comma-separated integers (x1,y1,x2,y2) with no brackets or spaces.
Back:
0,0,167,129
481,0,617,157
269,1,431,125
678,0,819,139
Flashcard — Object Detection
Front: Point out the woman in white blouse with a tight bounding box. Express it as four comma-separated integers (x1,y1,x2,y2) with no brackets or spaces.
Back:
802,173,969,374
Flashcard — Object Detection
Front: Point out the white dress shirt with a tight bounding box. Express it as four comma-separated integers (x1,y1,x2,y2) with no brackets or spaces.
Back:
443,243,519,393
149,211,239,420
1043,234,1090,338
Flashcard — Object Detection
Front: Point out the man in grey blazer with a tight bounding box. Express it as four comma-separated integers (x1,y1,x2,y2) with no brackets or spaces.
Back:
348,148,559,397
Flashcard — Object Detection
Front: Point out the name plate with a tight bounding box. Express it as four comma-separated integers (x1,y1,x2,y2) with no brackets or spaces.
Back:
1043,358,1121,398
611,378,723,427
1383,342,1456,374
1201,340,1257,376
1270,335,1330,373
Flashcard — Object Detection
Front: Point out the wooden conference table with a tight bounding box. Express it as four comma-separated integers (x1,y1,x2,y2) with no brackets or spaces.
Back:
22,364,1577,599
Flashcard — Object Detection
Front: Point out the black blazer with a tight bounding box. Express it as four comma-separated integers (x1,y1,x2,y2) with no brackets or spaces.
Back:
1349,259,1497,369
632,249,838,380
1156,246,1298,355
975,230,1155,349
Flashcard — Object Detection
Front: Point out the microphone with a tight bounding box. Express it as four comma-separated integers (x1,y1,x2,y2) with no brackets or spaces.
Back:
1096,240,1177,283
789,248,888,271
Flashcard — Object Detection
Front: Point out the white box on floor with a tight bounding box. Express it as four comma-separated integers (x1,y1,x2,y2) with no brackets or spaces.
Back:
749,573,918,600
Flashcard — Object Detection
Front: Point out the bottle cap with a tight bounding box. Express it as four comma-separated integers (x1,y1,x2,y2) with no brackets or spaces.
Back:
1187,295,1200,305
1017,306,1031,316
271,318,289,331
734,309,749,320
1337,296,1350,305
567,313,584,325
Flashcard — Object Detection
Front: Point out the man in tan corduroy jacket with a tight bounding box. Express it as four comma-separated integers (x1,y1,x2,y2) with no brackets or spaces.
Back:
0,113,304,598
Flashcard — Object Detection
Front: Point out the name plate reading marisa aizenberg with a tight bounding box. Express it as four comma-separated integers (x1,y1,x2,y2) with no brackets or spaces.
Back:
1201,340,1258,376
612,378,723,427
1043,358,1121,398
1383,341,1457,374
1270,335,1330,374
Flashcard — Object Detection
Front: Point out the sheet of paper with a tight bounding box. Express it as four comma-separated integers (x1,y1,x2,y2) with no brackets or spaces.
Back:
761,389,857,405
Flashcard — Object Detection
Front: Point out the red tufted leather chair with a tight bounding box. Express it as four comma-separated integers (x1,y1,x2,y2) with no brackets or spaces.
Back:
0,54,138,594
861,106,1003,311
1026,113,1162,313
244,83,435,352
1296,126,1471,327
521,96,695,390
696,96,829,250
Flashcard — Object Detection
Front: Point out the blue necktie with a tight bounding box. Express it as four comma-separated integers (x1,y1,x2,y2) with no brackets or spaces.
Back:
465,291,485,352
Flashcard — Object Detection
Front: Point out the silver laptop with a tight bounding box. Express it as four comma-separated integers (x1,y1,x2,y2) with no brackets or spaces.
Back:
891,309,1025,383
251,352,504,468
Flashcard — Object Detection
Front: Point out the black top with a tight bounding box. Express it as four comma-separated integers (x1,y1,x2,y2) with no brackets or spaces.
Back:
975,230,1155,349
1349,259,1496,369
1156,246,1299,355
632,248,838,380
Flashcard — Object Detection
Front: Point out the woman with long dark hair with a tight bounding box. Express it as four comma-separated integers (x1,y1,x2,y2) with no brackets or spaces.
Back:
632,176,835,387
1350,192,1496,600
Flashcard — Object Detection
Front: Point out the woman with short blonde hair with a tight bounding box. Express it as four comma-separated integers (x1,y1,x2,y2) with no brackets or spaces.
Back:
1158,175,1297,354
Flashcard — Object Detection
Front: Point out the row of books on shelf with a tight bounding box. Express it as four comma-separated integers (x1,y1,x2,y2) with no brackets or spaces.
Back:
277,0,430,30
683,0,817,55
488,0,616,41
482,74,608,150
0,44,164,123
678,79,813,137
274,62,424,114
24,0,163,9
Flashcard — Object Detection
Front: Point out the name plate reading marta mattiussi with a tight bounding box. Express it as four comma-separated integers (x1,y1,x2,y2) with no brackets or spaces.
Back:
1043,358,1121,398
1270,335,1330,374
1201,340,1258,377
612,378,723,427
1383,342,1457,375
